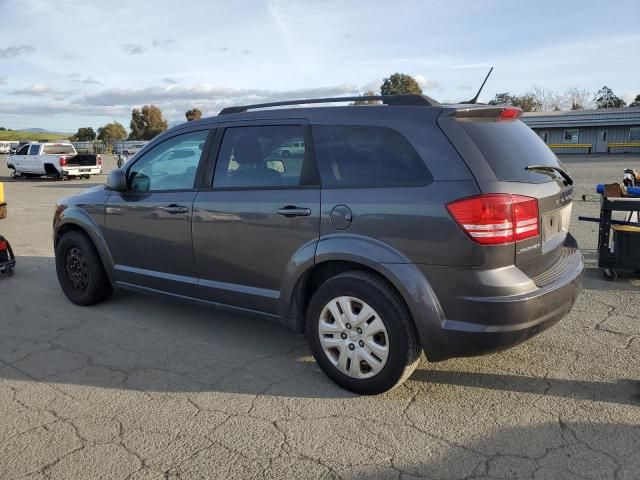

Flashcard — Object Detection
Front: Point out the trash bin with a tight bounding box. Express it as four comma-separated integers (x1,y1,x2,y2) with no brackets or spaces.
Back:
613,225,640,265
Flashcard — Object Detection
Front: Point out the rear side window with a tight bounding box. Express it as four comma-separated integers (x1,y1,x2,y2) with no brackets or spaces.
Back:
313,125,432,187
461,120,562,183
28,144,40,155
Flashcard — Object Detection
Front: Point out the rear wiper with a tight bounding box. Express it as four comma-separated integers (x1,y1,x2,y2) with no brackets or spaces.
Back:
525,165,573,185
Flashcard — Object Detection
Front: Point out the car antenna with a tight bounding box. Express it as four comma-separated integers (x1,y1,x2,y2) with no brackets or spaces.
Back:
466,66,494,104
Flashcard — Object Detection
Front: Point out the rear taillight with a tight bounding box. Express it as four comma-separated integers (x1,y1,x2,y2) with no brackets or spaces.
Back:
0,240,7,251
59,157,67,167
447,194,539,245
97,155,102,166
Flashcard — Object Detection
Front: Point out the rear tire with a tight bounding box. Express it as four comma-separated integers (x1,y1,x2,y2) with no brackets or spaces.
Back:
55,231,112,305
603,268,618,281
306,271,421,395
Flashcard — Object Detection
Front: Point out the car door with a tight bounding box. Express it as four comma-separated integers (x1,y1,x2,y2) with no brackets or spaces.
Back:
13,145,29,170
25,143,41,173
104,128,214,297
192,121,320,314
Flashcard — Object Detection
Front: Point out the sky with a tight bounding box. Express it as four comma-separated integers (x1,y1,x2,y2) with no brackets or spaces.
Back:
0,0,639,132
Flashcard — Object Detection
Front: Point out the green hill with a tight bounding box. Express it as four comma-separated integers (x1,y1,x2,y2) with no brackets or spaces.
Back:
0,130,71,141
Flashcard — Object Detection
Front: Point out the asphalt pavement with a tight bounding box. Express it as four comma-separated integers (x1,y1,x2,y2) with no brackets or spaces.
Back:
0,154,638,479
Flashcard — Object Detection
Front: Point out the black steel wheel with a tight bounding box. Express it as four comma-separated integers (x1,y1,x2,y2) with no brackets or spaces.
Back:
65,247,89,290
55,231,112,305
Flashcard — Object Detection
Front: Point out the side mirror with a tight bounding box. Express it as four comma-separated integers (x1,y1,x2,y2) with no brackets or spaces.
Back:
106,168,127,191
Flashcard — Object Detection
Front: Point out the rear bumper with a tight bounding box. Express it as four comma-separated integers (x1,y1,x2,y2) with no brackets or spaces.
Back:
416,234,584,361
63,167,101,176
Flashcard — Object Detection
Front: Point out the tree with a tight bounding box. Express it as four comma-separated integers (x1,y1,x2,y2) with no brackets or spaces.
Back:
351,89,381,105
510,93,541,112
97,121,127,143
185,108,202,121
73,127,96,141
629,94,640,107
594,86,626,109
566,87,593,110
128,105,168,140
488,92,513,106
531,86,566,112
488,91,540,112
380,73,422,96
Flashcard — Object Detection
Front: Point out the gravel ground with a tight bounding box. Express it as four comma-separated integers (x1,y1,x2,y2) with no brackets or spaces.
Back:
0,153,638,479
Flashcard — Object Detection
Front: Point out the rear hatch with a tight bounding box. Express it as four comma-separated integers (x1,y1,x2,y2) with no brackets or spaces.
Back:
438,106,575,281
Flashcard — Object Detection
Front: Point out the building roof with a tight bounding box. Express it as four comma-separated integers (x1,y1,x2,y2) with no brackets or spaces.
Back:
522,107,640,128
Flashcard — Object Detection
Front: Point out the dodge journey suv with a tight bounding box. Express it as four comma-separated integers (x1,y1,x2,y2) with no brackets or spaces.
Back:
53,95,583,394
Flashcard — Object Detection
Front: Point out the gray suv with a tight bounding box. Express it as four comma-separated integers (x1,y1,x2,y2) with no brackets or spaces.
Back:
53,95,584,394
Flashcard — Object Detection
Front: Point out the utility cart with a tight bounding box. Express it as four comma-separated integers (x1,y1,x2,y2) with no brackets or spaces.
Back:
0,182,16,277
579,195,640,281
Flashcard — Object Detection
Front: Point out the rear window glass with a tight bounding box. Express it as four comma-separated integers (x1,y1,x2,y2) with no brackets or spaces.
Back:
313,125,432,187
43,144,75,155
461,120,561,183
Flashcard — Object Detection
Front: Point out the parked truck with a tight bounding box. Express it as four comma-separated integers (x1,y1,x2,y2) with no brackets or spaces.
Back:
0,142,19,154
8,142,102,179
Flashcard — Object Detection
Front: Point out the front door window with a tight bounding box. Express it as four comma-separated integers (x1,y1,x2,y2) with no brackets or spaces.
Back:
126,130,209,192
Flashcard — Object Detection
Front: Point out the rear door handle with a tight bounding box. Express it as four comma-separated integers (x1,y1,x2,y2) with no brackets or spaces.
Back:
276,206,311,218
161,204,189,214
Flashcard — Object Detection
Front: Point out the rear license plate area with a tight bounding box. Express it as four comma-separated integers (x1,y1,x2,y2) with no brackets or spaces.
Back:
541,204,572,253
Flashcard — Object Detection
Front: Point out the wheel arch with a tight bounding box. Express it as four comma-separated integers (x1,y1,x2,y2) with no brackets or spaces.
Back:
54,208,115,282
280,235,445,359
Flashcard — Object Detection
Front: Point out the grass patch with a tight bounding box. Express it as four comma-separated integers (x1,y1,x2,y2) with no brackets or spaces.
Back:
0,131,71,142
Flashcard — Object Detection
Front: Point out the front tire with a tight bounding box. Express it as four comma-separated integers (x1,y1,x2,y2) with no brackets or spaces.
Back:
306,271,421,395
55,231,112,305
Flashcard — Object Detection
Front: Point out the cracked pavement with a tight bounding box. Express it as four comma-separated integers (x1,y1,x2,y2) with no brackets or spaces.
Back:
0,154,639,479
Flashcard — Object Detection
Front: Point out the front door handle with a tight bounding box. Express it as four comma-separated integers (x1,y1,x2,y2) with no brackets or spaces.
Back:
276,206,311,218
161,204,189,214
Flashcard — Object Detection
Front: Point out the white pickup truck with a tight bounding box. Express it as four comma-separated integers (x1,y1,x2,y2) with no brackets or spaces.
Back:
7,142,102,179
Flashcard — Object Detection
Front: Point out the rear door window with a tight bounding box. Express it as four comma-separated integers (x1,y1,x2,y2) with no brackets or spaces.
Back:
461,120,562,183
28,144,40,155
213,125,316,189
312,125,432,187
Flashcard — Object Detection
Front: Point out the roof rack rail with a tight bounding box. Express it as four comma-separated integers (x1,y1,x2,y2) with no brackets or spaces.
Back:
218,94,439,115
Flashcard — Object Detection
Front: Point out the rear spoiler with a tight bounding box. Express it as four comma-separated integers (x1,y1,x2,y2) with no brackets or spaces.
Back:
453,106,523,121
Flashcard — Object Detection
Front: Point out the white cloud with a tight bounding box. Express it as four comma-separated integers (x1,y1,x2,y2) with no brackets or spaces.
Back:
121,43,147,55
414,74,439,90
152,38,175,50
11,84,73,96
0,44,35,58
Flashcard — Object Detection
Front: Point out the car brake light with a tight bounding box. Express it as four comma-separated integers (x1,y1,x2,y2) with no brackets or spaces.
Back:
498,107,522,121
0,240,6,251
447,194,539,245
59,157,67,167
